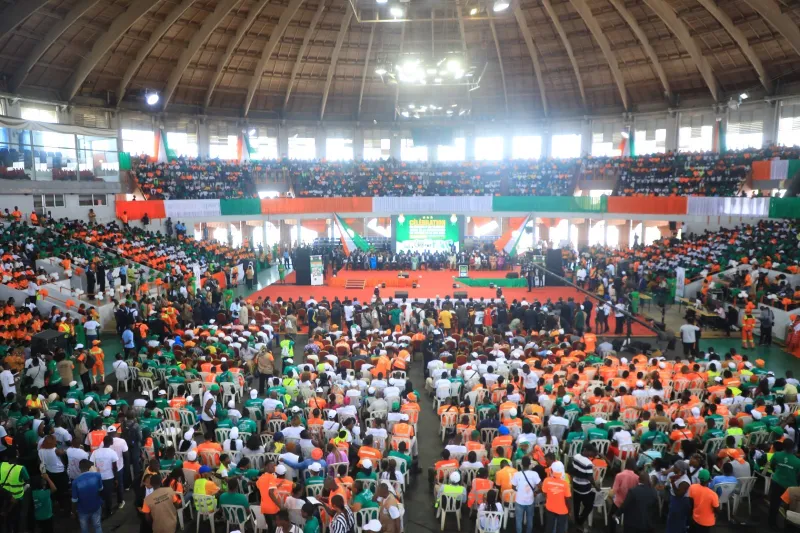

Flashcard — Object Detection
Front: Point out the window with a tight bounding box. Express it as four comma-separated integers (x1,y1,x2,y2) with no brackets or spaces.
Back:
252,132,279,159
475,136,504,161
727,108,764,150
364,138,391,161
326,138,353,161
21,106,57,123
288,137,316,160
512,135,542,160
30,130,78,179
551,134,581,159
77,135,118,179
778,100,800,148
33,194,65,210
166,132,198,158
209,123,238,160
591,121,623,157
437,137,465,162
678,113,713,153
78,194,108,206
401,138,427,162
122,129,154,156
634,118,666,155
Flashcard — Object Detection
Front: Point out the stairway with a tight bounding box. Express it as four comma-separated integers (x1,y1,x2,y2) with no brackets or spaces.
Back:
344,279,366,289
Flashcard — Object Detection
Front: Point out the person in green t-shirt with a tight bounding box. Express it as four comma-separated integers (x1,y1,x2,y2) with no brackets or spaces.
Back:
302,503,321,533
769,439,800,527
32,473,56,531
219,480,250,519
351,480,379,510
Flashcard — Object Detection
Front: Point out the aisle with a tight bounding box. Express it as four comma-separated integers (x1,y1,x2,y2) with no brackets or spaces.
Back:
407,354,464,532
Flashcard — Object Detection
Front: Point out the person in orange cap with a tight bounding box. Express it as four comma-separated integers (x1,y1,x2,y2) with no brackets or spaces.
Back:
89,339,105,383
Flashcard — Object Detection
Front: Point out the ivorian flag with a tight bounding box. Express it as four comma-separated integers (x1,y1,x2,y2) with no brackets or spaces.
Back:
153,128,174,163
333,213,370,256
237,131,257,162
494,214,531,257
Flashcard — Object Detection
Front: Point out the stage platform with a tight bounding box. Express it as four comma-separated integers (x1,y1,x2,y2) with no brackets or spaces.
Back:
248,268,657,337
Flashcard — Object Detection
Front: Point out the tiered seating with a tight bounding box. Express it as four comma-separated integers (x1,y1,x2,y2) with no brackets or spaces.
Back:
508,160,577,196
133,159,260,199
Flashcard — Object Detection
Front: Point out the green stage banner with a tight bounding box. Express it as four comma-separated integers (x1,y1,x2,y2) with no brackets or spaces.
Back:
119,152,132,171
395,215,459,242
220,198,263,216
492,196,606,213
458,277,527,288
769,197,800,219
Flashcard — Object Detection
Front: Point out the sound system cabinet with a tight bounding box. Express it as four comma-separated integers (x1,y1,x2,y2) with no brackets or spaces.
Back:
545,249,565,286
294,249,311,285
454,291,468,299
395,291,409,299
31,330,66,357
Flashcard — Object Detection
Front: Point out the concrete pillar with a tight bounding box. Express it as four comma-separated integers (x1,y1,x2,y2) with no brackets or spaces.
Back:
617,223,630,249
603,221,608,247
538,223,550,245
657,224,673,238
429,143,439,163
763,100,779,148
262,222,268,250
279,220,291,249
577,220,590,249
198,121,210,159
542,133,553,159
581,119,592,157
278,125,289,158
503,132,513,160
665,113,678,153
566,220,573,248
465,126,476,161
316,128,326,160
390,134,401,159
354,128,365,161
296,220,302,246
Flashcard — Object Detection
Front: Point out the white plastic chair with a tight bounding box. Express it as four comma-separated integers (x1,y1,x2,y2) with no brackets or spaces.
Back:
194,494,218,533
355,508,379,533
476,510,503,533
733,476,757,517
437,493,463,531
588,487,610,526
221,504,251,533
716,482,738,521
250,505,269,533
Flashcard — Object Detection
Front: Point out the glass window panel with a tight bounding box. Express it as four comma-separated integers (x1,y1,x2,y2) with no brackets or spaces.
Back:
475,136,504,161
401,138,427,162
551,134,581,158
166,132,198,157
326,138,353,161
122,129,154,156
288,137,316,160
437,137,465,162
21,106,57,123
363,138,391,161
253,136,279,159
512,136,542,159
678,125,713,152
209,134,238,159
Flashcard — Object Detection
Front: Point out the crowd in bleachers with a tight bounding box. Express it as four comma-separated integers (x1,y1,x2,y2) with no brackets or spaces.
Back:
133,159,259,200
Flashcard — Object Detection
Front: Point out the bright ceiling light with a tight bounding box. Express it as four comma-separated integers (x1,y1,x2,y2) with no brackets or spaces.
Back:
470,7,478,15
493,0,509,11
401,111,410,118
376,0,388,3
740,92,749,100
390,6,403,17
446,59,462,73
434,78,443,84
249,128,257,136
375,66,387,75
145,92,159,105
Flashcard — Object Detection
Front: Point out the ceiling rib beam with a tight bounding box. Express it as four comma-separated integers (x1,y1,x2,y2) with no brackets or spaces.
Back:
162,0,241,110
0,0,49,43
455,5,473,107
319,10,352,120
741,0,800,58
10,0,102,93
512,5,547,116
117,0,197,106
488,11,508,116
393,23,406,120
356,24,375,120
606,0,670,101
541,0,586,109
244,0,306,116
63,0,162,102
642,0,718,101
284,1,326,109
204,0,272,110
569,0,628,110
697,0,771,93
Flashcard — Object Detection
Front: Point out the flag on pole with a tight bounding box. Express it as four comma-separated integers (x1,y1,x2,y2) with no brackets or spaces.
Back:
333,213,370,256
494,214,531,257
237,131,257,162
153,128,174,163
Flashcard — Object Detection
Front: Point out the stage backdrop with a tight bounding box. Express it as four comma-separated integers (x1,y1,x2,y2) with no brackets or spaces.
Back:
395,215,459,253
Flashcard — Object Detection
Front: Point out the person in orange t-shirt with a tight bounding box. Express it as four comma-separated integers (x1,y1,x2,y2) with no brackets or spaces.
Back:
542,461,571,532
255,463,281,519
687,470,719,528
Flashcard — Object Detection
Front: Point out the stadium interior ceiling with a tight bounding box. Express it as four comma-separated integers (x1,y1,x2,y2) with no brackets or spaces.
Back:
1,0,800,123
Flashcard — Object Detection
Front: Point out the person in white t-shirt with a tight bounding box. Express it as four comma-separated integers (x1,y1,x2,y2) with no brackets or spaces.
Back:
112,354,130,383
89,435,122,512
679,319,701,356
108,427,129,498
67,436,90,480
511,456,541,533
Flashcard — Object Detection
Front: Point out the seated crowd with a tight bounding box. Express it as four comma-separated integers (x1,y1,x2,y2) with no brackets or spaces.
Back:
128,146,800,200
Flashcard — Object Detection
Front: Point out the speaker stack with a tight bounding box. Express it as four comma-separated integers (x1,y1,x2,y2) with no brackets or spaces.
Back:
395,291,409,299
454,291,468,299
545,249,564,286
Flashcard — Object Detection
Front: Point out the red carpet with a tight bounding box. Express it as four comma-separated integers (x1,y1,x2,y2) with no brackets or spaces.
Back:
248,269,656,337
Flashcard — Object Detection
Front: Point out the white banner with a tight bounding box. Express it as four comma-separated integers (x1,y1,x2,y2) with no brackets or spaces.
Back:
675,266,686,302
164,199,221,219
686,197,770,217
310,255,324,286
372,196,493,214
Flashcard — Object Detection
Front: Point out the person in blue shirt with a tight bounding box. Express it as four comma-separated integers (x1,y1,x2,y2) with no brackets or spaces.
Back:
72,459,104,533
121,326,135,352
708,462,738,493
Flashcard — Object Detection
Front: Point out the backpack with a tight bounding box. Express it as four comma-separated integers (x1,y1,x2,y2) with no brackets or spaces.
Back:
84,353,96,369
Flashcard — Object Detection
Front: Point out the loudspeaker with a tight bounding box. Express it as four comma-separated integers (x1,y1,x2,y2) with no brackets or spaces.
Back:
412,282,418,288
294,249,311,285
395,291,408,299
545,249,564,286
669,221,677,231
31,330,66,357
489,283,496,289
381,282,386,288
505,272,519,279
454,291,467,299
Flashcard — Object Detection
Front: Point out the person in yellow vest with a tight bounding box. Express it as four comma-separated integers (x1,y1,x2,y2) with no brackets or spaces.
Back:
742,312,756,349
89,340,105,384
0,459,30,529
85,418,107,452
26,389,44,410
193,465,220,511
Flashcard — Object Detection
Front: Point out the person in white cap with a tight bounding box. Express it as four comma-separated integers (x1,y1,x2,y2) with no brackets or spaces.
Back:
436,470,467,506
224,427,244,452
541,461,571,533
375,481,403,533
362,519,382,533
